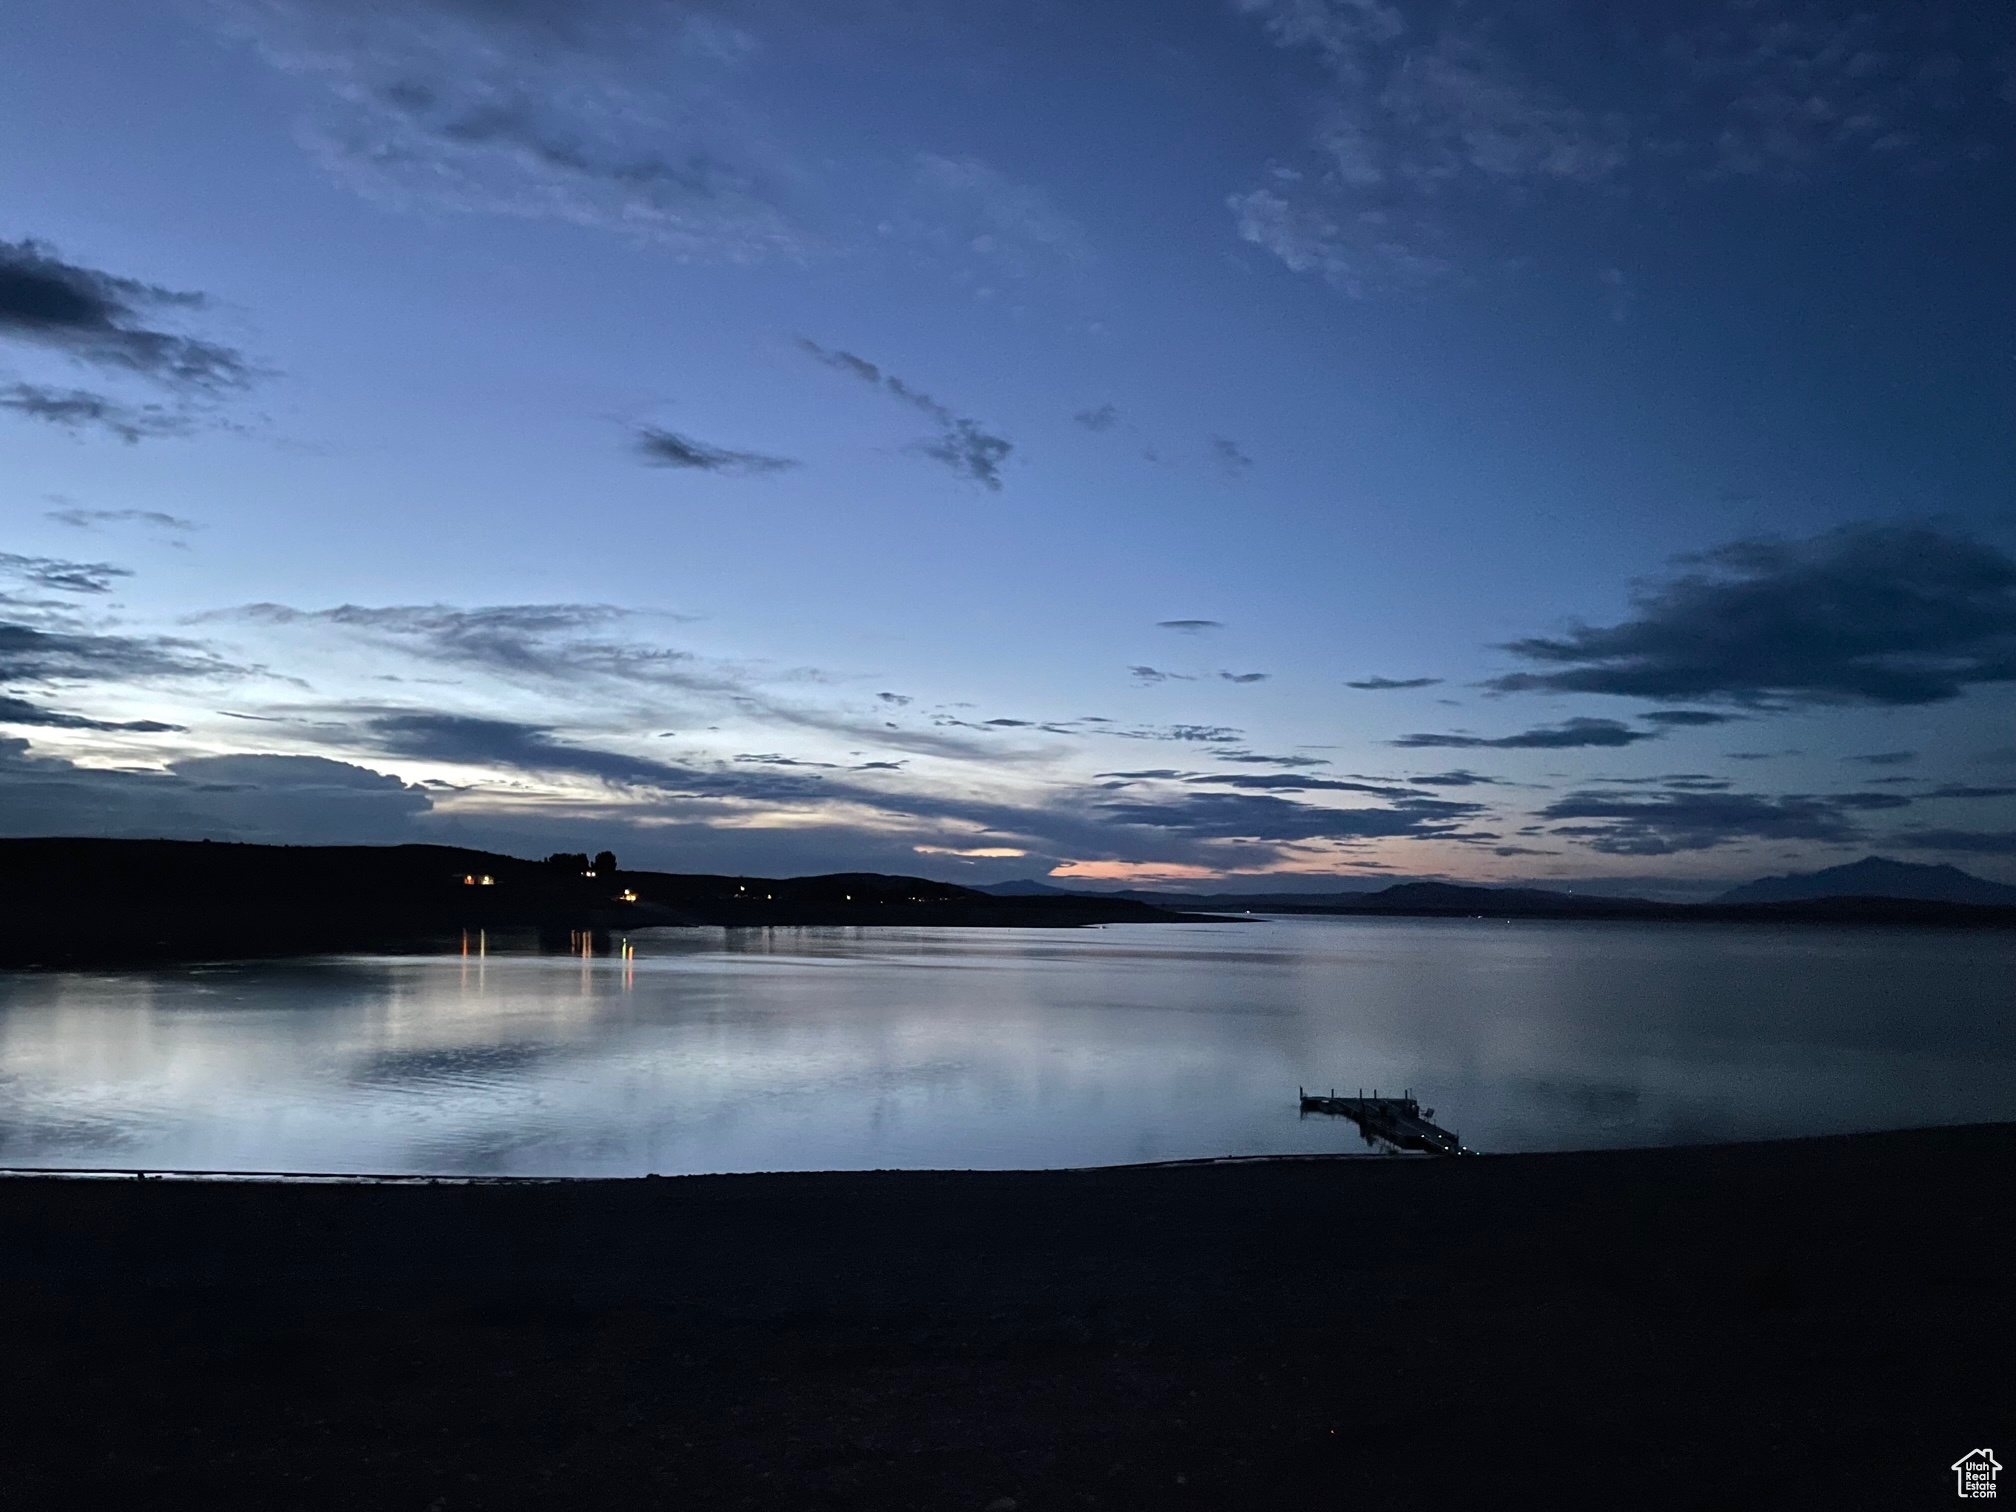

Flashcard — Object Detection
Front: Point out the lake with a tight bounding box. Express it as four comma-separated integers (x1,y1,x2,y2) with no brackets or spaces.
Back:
1,916,2010,1176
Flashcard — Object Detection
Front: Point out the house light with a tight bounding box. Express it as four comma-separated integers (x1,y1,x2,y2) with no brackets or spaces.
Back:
479,875,494,886
619,888,638,902
583,869,597,878
463,874,476,886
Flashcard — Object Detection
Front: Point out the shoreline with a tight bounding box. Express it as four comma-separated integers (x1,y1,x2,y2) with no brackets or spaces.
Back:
6,1123,2008,1508
0,1118,1983,1183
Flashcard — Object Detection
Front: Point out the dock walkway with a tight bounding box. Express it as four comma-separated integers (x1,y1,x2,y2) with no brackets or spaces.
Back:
1299,1088,1469,1156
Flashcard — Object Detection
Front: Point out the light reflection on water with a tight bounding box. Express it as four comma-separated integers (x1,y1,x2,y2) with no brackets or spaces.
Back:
0,916,2011,1175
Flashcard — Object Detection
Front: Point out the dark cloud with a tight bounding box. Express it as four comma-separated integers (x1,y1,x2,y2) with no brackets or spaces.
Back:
1211,436,1253,473
1156,619,1224,634
1219,670,1269,683
0,551,131,595
0,696,182,733
1844,750,1917,766
0,383,197,442
1924,785,2016,801
1128,665,1194,684
634,426,798,475
797,339,1012,490
1488,525,2016,707
1188,773,1421,799
1539,789,1883,855
1637,709,1744,726
0,238,250,392
1392,717,1657,750
1405,769,1502,786
1074,403,1118,432
734,752,839,769
0,620,247,688
1112,724,1244,743
876,692,911,706
1345,675,1440,690
1210,751,1330,767
46,507,199,534
911,422,1012,492
983,718,1034,728
0,740,432,844
1893,829,2016,856
357,711,811,799
1097,789,1481,843
1588,774,1733,798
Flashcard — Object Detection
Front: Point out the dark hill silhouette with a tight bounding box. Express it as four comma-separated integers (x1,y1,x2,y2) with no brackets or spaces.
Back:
0,838,1208,967
1714,855,2016,906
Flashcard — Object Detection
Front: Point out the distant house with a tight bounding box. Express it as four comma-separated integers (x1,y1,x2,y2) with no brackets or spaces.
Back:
1953,1449,2001,1499
460,873,495,887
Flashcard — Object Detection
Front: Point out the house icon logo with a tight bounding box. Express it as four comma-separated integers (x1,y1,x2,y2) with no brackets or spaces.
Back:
1953,1449,2001,1499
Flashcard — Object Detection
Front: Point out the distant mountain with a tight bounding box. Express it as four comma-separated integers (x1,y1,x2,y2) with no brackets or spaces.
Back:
975,879,1083,896
1349,881,1649,913
1715,857,2016,907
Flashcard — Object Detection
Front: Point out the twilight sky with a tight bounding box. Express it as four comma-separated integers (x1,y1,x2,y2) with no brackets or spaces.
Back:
3,0,2013,893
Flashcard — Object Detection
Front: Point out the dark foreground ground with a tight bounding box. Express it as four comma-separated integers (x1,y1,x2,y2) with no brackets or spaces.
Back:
4,1127,2010,1509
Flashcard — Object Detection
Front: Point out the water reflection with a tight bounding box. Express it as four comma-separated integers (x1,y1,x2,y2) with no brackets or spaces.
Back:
0,917,2011,1176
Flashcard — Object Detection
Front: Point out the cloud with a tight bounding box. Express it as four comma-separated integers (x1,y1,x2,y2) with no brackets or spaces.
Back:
0,741,432,845
1392,717,1656,750
1345,675,1440,689
0,551,131,595
797,338,1012,490
0,238,250,392
1212,436,1254,474
1637,709,1744,726
1220,670,1269,684
912,153,1092,269
211,0,808,262
1074,403,1119,432
634,425,798,475
1210,751,1328,767
1487,525,2016,707
1229,2,2010,293
1893,829,2016,856
1538,789,1891,855
876,691,911,706
0,620,248,688
223,599,1033,764
1129,665,1194,684
1156,619,1224,634
0,383,199,442
46,507,200,534
1113,724,1244,743
1096,789,1481,843
0,696,182,733
1189,772,1420,798
1405,769,1501,786
1845,750,1917,766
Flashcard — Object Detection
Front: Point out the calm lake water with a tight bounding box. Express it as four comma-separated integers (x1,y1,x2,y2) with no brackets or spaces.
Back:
1,917,2011,1176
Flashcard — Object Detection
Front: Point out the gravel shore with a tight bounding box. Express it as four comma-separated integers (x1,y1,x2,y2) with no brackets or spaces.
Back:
4,1125,2010,1509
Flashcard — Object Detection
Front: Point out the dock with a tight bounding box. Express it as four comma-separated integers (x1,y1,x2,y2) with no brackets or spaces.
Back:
1299,1087,1469,1156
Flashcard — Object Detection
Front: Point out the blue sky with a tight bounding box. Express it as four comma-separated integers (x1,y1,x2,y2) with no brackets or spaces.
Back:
3,0,2013,892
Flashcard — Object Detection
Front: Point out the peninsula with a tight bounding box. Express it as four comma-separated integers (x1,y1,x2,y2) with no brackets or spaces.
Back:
0,837,1211,968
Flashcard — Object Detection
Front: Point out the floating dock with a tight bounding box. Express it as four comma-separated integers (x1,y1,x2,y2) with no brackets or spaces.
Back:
1299,1087,1469,1156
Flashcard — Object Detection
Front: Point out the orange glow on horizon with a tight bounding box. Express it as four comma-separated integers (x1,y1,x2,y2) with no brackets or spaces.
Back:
1049,860,1221,882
